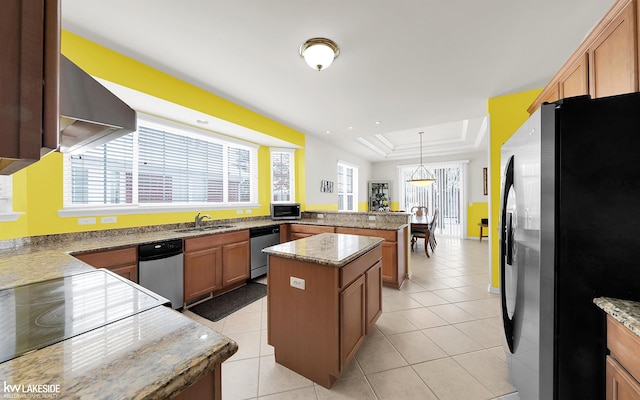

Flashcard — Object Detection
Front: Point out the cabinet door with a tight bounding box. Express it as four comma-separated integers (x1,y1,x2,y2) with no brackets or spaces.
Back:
340,274,365,368
606,356,640,400
381,241,398,284
365,261,382,333
559,53,589,99
589,1,638,98
290,232,312,241
74,247,138,283
184,247,222,302
222,240,250,287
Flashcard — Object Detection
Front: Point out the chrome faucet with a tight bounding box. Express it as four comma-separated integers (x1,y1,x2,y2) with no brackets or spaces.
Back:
195,212,211,228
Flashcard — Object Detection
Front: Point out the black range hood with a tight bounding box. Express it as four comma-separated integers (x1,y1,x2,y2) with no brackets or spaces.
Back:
59,55,137,153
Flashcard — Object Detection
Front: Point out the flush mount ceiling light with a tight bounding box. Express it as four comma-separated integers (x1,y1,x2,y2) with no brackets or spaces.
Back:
408,132,436,187
299,37,340,71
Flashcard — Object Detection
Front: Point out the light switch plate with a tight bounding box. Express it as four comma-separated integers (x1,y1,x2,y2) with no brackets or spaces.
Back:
78,217,96,225
290,276,305,290
101,216,117,224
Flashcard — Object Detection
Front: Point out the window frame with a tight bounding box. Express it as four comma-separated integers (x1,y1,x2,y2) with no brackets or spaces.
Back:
60,115,259,217
0,175,22,222
337,161,358,212
270,148,295,203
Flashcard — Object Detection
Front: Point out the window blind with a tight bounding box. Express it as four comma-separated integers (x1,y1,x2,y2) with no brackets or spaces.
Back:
271,149,294,202
0,175,12,213
65,120,258,208
65,134,134,205
337,162,357,211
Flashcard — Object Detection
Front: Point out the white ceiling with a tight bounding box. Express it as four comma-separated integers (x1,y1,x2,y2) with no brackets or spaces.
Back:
61,0,615,162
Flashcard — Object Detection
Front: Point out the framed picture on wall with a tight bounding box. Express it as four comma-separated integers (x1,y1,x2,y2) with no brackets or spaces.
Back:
483,167,488,195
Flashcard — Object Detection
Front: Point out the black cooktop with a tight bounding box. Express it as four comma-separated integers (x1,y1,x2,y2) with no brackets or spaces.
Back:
0,269,169,364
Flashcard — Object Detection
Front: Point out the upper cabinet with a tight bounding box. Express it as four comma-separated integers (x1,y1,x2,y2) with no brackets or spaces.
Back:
0,0,59,175
528,0,638,114
588,0,638,98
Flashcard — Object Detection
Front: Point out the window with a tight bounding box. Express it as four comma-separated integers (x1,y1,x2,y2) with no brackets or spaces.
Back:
64,118,258,211
0,175,13,214
399,161,467,237
270,148,295,202
337,162,358,212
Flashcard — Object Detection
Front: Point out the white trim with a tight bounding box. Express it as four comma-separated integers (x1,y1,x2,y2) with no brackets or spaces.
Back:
58,203,261,218
0,212,23,222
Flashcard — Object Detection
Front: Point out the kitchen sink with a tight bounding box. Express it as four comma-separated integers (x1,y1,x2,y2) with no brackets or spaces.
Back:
175,225,235,233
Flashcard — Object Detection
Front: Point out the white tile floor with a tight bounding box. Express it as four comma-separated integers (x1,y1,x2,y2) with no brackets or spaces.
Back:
183,237,522,400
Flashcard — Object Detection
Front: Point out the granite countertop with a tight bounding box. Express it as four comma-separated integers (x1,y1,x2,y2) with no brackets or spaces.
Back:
290,218,408,231
594,297,640,337
262,233,384,267
0,306,237,399
0,215,399,398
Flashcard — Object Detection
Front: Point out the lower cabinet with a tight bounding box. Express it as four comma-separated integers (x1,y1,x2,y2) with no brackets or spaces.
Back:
74,246,138,283
605,314,640,400
606,356,640,400
335,227,407,288
174,367,221,400
289,224,335,240
184,230,250,304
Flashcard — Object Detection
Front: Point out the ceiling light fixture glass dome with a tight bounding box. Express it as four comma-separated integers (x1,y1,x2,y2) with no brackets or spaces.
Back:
299,38,340,71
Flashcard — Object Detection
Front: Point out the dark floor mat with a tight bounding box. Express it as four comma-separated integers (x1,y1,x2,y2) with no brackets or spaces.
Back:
188,282,267,322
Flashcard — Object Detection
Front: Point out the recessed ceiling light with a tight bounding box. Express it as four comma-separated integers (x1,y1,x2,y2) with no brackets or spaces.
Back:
375,121,382,125
325,130,331,134
347,126,354,131
196,119,209,125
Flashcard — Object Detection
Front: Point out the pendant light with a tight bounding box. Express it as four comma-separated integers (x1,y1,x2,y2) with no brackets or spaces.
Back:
407,132,436,186
299,38,340,71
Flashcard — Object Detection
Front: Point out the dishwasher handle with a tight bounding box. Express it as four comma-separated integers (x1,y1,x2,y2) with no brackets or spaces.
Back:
138,239,183,261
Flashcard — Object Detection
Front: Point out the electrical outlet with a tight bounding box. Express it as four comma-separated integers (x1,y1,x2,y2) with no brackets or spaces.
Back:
368,215,376,221
290,276,305,290
317,213,324,219
245,209,252,214
236,209,243,214
78,217,96,225
101,216,117,224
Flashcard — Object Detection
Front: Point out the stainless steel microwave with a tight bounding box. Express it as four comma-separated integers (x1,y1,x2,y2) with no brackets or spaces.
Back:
270,203,301,220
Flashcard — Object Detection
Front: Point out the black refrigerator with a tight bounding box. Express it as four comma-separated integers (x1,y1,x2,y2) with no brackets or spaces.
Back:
499,92,640,400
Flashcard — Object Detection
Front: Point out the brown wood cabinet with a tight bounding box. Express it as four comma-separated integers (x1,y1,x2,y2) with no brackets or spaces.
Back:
335,226,407,289
74,247,138,283
528,0,639,114
589,0,638,99
0,0,59,174
268,244,382,388
184,230,250,303
174,368,221,400
289,224,335,240
606,315,640,400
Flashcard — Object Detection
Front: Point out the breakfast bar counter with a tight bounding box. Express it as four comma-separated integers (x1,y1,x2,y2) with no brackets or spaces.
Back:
264,233,384,388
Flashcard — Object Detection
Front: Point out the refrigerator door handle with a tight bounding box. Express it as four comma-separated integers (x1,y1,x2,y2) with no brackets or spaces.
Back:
500,155,516,353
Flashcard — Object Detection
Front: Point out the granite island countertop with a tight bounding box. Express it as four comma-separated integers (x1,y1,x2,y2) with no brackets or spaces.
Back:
262,232,385,267
594,297,640,338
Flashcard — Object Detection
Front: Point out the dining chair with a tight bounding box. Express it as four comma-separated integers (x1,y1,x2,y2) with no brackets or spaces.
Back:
410,206,428,217
428,208,439,253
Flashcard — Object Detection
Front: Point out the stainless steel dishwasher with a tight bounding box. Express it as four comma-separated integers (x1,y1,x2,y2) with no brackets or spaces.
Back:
138,239,183,309
250,225,280,279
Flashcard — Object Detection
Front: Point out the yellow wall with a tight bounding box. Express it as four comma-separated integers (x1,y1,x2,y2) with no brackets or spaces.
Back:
0,31,306,240
487,89,542,289
467,202,488,238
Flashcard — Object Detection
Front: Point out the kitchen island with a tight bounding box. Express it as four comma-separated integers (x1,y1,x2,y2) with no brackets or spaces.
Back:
263,233,384,388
